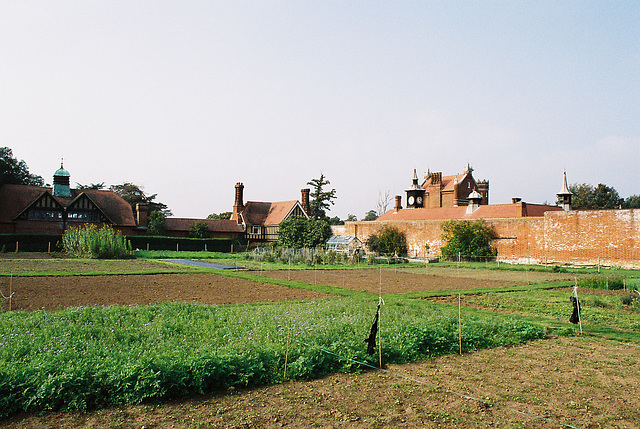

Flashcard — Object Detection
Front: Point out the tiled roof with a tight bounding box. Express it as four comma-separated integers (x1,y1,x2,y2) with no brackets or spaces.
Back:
240,200,302,226
423,173,468,192
377,203,562,221
0,184,136,226
164,218,244,233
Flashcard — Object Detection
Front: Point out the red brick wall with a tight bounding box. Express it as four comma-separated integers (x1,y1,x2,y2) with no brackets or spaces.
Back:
345,208,640,268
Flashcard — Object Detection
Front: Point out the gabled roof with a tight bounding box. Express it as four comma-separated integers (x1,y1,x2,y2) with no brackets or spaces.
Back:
0,184,136,226
240,200,307,226
164,218,244,233
377,202,563,222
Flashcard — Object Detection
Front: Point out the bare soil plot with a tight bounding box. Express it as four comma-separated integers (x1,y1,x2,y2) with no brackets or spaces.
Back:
0,273,332,311
250,267,575,294
4,336,638,428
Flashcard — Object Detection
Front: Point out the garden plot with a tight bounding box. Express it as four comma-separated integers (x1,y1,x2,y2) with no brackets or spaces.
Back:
250,266,575,294
0,273,333,311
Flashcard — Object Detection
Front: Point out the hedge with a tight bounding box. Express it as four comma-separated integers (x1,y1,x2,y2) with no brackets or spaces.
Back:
0,234,63,253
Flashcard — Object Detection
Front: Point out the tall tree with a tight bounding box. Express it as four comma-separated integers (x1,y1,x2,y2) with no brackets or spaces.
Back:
376,189,392,216
622,195,640,209
307,174,336,220
363,210,378,221
110,182,172,216
207,212,232,220
569,183,622,209
0,147,44,186
76,182,105,190
277,216,332,248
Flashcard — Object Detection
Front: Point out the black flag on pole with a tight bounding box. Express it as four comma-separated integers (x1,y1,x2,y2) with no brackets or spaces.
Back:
364,303,380,355
569,296,580,324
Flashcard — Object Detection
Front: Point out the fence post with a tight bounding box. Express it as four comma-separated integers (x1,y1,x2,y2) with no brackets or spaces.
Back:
15,241,18,253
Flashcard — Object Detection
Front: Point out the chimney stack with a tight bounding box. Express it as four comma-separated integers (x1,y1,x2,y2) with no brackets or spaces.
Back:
231,182,244,222
136,203,149,227
301,188,310,216
394,195,402,212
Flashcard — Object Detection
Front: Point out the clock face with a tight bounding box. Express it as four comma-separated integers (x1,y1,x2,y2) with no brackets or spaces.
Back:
408,196,415,205
416,196,423,204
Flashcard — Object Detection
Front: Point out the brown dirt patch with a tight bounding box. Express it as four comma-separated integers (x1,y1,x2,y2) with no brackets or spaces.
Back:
1,273,332,311
4,336,638,428
250,267,573,294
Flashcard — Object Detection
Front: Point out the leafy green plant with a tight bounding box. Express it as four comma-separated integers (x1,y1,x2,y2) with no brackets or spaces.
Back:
0,298,545,418
62,225,133,259
366,226,407,256
277,216,332,249
440,219,496,260
188,221,210,238
578,275,624,290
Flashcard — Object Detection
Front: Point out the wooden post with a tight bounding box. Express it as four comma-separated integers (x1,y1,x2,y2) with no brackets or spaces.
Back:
176,243,179,252
15,241,18,253
205,243,207,252
146,242,149,251
458,294,462,355
47,242,51,253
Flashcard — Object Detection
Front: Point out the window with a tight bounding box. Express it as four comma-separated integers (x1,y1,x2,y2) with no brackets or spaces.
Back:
251,225,262,235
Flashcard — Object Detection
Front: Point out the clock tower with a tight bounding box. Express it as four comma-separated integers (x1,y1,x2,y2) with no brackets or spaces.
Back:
405,169,425,209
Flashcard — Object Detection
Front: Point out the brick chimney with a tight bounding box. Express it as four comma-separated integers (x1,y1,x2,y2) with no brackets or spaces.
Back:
231,182,244,222
301,188,310,216
136,203,149,227
394,195,402,212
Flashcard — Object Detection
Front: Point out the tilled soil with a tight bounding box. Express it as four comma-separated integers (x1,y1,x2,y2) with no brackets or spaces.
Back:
0,273,333,311
250,267,572,294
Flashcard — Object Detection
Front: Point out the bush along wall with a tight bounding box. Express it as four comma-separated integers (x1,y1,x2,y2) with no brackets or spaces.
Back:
0,234,63,253
127,236,236,252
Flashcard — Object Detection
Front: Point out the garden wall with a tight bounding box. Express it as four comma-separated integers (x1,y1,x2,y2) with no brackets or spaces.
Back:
343,208,640,268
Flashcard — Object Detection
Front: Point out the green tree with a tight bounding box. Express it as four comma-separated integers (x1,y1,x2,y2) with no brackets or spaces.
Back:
0,147,44,186
346,214,358,222
76,182,105,190
366,226,407,256
277,216,332,248
363,210,378,221
188,221,210,238
440,219,496,259
622,195,640,209
207,212,232,220
307,174,337,220
569,183,622,209
110,182,172,216
147,211,167,236
327,216,344,225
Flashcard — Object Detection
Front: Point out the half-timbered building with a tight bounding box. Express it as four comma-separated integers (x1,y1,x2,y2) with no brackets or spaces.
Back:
230,182,311,243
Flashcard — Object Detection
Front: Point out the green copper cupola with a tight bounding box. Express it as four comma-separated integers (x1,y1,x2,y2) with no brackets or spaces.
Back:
53,160,72,197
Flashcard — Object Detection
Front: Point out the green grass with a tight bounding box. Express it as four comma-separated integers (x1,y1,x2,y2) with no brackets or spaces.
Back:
0,298,544,418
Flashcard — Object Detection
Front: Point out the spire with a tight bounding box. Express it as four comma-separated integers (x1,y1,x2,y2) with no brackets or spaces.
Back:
558,171,572,196
557,171,572,211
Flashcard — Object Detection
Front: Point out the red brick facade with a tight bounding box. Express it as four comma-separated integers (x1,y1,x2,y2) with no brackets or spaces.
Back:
345,208,640,268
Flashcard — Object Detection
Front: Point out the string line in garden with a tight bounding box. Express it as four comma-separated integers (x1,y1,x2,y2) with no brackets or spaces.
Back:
281,334,581,429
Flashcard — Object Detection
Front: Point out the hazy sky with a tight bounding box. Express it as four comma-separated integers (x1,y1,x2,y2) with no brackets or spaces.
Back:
2,1,639,219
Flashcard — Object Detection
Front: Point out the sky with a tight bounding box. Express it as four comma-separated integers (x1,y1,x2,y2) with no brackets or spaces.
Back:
2,1,639,219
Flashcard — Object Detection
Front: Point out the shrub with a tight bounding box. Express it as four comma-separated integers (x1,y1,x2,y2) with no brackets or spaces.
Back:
188,221,210,238
277,216,332,249
366,226,407,256
62,225,133,259
440,219,496,259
